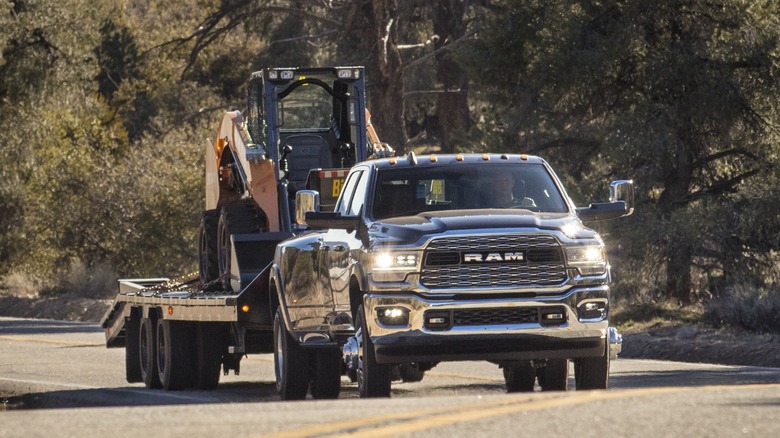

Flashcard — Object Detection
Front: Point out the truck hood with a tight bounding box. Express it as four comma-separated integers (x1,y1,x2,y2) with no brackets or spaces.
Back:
368,209,595,244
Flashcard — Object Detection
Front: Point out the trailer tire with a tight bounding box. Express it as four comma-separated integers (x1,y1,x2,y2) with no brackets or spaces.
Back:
124,312,142,383
140,317,162,389
575,343,610,390
273,308,310,400
199,210,220,287
537,359,569,391
195,324,223,390
356,305,391,398
310,349,341,399
157,319,192,391
503,362,536,393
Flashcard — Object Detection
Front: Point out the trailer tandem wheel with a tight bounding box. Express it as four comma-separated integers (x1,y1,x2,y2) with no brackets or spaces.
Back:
140,316,162,389
194,324,224,390
124,311,142,383
157,319,193,391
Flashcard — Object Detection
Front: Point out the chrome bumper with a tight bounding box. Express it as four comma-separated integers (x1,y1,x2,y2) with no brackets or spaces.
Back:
361,286,614,364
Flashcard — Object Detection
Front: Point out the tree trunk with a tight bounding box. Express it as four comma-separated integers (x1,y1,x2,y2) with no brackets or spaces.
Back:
657,125,696,304
361,0,407,152
432,0,470,153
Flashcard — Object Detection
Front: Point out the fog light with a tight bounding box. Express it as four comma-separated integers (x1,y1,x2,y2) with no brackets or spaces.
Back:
376,307,409,326
424,310,451,330
578,301,607,321
540,307,567,326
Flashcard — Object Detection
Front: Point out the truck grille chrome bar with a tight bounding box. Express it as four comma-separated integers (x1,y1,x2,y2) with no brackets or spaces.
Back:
420,234,567,289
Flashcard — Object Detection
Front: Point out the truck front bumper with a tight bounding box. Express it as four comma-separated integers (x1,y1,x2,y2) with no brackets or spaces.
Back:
362,286,617,364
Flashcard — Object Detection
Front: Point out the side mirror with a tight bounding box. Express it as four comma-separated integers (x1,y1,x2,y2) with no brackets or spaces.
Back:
296,190,320,226
610,180,634,216
576,180,634,222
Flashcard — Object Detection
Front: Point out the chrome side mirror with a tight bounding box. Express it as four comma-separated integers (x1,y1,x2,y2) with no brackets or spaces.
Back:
295,190,320,226
609,180,634,216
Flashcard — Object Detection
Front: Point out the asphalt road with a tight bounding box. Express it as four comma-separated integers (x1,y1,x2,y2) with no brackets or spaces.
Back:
1,317,779,438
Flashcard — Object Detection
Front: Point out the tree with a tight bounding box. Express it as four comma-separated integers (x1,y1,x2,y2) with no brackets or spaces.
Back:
459,0,780,304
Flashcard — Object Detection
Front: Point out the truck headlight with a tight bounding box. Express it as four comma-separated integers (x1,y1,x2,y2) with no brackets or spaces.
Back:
370,251,421,282
565,245,607,276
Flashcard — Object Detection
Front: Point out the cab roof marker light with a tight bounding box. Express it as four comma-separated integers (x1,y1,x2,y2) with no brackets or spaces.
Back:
430,155,438,162
456,154,464,161
389,158,397,165
482,154,490,161
521,154,529,160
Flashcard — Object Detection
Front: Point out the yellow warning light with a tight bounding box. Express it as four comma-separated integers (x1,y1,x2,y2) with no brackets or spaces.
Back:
429,155,438,162
482,154,490,161
167,306,173,315
242,305,250,313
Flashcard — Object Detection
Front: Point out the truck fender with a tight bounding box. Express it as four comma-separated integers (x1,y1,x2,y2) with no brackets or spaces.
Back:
268,263,294,333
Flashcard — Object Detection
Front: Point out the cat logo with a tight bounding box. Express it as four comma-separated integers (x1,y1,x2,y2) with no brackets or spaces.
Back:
462,252,525,263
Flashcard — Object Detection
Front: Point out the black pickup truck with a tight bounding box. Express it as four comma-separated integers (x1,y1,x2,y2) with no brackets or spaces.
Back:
269,152,633,399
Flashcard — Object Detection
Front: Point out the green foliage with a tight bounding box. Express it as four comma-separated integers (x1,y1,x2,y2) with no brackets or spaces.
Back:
704,286,780,333
0,0,778,318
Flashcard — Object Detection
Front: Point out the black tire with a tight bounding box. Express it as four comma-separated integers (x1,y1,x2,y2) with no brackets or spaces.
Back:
503,362,536,393
537,359,569,391
140,316,162,389
199,210,220,287
124,313,142,383
356,305,391,398
194,324,223,390
575,343,610,390
310,349,342,399
273,308,310,400
157,319,192,390
397,363,425,383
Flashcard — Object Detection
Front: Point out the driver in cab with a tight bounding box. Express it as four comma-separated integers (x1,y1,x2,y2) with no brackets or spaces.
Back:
493,170,537,209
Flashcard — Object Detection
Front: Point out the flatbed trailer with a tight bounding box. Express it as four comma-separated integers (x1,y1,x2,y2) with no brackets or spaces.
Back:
100,66,390,394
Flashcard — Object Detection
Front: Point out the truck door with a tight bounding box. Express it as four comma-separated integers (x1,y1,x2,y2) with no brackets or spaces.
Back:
323,169,368,312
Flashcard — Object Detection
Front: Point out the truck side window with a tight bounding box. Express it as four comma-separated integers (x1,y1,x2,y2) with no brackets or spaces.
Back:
336,170,363,215
346,170,369,216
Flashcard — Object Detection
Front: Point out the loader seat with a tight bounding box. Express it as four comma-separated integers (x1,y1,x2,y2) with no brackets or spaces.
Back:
282,134,333,190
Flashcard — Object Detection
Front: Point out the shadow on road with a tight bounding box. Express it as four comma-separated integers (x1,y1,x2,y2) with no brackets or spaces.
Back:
0,318,103,335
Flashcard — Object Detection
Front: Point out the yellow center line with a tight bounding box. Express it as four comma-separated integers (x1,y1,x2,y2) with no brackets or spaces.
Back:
264,394,545,438
268,383,780,438
0,335,103,347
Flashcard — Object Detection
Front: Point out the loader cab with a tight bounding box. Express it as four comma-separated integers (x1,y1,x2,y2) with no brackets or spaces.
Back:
245,67,369,190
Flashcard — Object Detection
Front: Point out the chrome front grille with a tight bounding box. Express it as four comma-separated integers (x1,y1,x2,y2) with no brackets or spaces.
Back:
420,234,567,289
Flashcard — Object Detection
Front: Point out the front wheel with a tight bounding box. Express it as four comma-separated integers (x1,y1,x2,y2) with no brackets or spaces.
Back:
355,305,391,398
574,343,610,390
273,308,310,400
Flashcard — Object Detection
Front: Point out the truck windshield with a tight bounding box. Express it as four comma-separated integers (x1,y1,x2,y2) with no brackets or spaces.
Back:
371,163,569,219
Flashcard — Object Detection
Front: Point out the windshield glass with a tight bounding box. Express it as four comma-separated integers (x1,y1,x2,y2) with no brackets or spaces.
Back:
279,84,332,130
371,163,569,219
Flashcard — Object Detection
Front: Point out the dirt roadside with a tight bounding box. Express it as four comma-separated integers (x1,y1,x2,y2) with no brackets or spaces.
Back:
2,295,780,369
